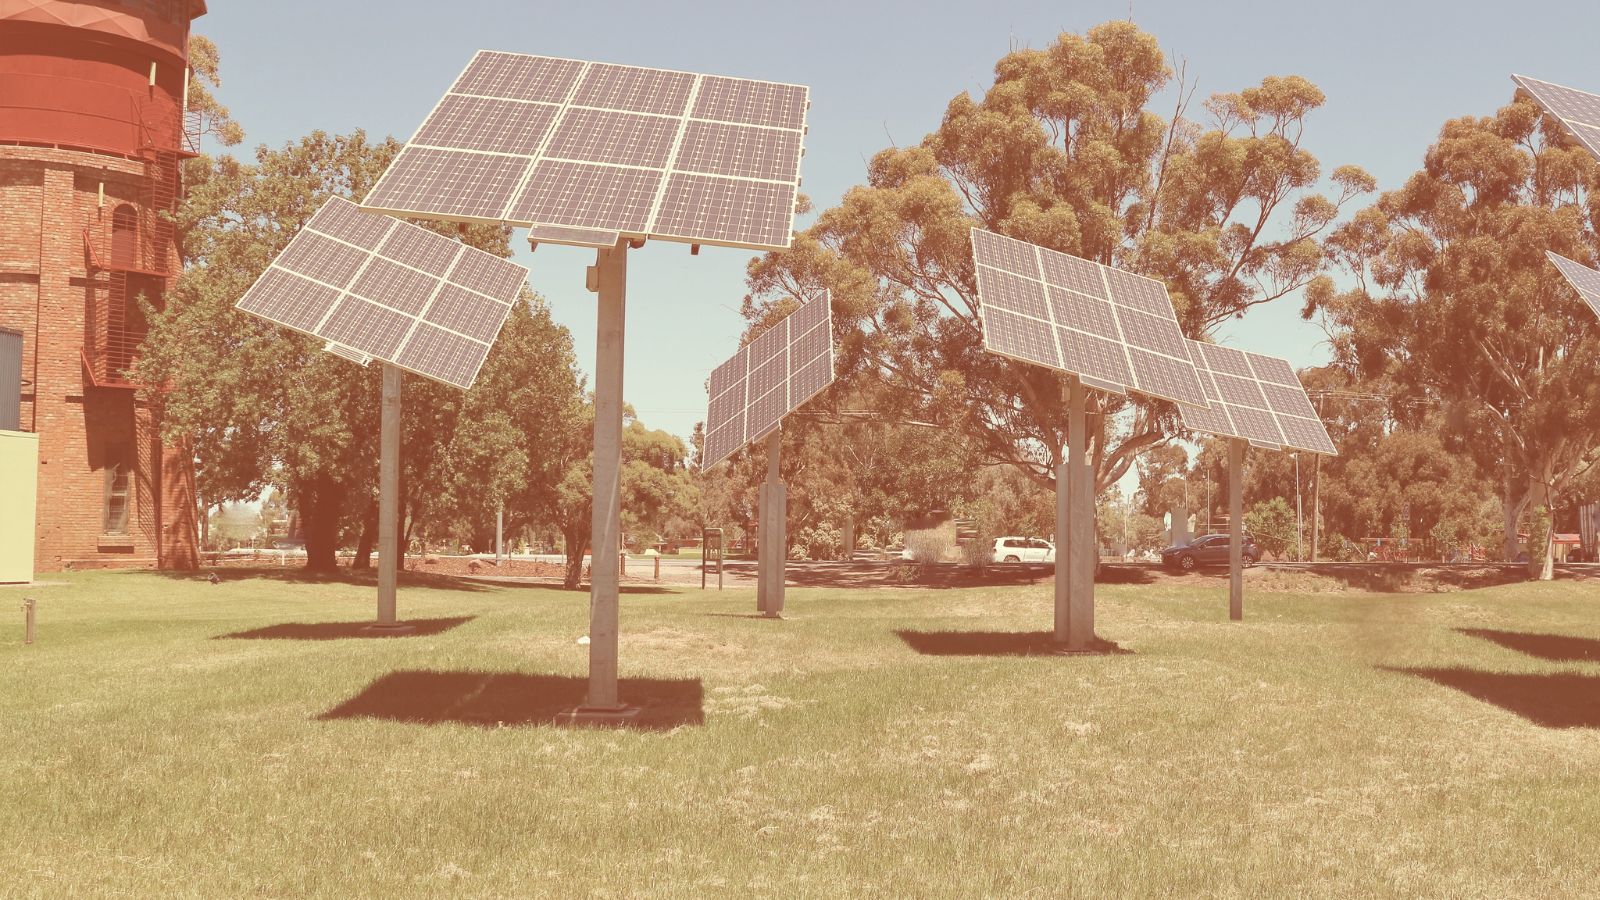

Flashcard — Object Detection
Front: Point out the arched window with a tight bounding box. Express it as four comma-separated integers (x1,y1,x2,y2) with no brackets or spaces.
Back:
110,204,138,268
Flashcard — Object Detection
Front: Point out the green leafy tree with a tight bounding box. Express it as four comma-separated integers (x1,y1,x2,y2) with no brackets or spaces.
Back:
1245,497,1298,559
747,21,1370,514
1314,89,1600,579
135,129,534,570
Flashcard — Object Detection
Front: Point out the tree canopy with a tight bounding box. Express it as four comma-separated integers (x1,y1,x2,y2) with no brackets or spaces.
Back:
747,21,1371,509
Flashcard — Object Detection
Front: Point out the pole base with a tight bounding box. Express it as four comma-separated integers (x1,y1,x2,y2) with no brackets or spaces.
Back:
359,622,418,636
1047,636,1126,656
556,705,642,727
760,611,784,620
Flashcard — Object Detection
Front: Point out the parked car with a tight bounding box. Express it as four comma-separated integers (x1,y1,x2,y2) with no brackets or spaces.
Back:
1160,533,1260,571
992,536,1055,563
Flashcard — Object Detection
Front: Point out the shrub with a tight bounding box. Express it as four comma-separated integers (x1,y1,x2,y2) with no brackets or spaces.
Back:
904,528,954,565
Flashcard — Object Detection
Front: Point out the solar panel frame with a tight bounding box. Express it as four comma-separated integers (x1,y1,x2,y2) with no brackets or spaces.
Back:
234,196,528,391
362,50,810,252
970,228,1209,408
1179,339,1337,456
701,291,835,468
1548,251,1600,321
1513,74,1600,161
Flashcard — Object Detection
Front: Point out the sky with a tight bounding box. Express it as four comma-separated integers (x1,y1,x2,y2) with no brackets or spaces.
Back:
196,0,1600,452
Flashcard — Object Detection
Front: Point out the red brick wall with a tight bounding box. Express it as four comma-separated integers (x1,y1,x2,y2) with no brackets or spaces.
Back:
0,145,197,571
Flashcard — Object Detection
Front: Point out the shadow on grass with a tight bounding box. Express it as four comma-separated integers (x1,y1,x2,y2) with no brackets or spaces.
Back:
1457,628,1600,662
896,630,1132,657
453,576,682,596
218,617,474,641
1381,666,1600,728
319,670,703,730
143,566,494,593
716,560,1153,589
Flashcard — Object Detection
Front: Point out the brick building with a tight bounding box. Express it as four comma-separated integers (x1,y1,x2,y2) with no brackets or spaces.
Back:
0,0,204,570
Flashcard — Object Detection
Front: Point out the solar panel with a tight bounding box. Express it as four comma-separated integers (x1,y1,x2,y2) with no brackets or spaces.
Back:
1548,251,1600,321
1179,340,1337,456
969,228,1208,408
1512,75,1600,161
701,291,834,468
362,50,810,252
235,196,528,390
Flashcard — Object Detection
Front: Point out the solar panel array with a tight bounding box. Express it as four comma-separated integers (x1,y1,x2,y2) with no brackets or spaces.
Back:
1513,75,1600,162
362,51,810,252
235,197,528,390
1179,339,1337,455
702,291,834,468
969,228,1208,408
1548,251,1600,321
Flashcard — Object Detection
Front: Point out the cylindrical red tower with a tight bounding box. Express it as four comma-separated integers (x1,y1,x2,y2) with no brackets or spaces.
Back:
0,0,205,571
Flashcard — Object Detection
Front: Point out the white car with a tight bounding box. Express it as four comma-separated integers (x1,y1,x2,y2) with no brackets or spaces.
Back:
992,536,1054,563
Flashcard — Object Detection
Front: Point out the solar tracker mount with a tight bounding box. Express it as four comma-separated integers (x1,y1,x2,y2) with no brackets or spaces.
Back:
235,196,529,391
1512,74,1600,163
701,290,835,469
969,227,1209,409
362,50,811,252
1547,251,1600,322
1178,339,1337,456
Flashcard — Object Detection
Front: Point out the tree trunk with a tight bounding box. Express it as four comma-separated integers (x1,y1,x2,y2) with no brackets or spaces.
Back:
298,473,344,572
1530,472,1555,582
841,516,855,561
562,523,586,590
352,500,377,570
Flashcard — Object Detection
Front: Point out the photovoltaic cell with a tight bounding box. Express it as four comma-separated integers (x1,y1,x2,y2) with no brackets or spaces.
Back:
701,291,835,468
970,228,1208,407
363,50,809,251
413,95,559,156
1513,75,1600,161
543,108,680,168
275,232,370,288
691,76,808,129
234,197,527,390
571,63,695,115
1548,251,1600,321
508,160,662,233
675,121,804,182
653,174,797,250
1179,339,1336,456
455,52,582,103
365,147,530,222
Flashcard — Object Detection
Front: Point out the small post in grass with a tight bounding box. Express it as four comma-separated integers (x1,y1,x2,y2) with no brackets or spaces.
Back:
22,597,35,644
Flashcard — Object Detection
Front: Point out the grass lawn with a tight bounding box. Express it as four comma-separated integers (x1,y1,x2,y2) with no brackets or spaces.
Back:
5,569,1600,897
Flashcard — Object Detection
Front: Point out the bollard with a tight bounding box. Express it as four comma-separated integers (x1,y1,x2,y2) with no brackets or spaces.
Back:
23,597,35,645
654,556,660,581
619,550,627,578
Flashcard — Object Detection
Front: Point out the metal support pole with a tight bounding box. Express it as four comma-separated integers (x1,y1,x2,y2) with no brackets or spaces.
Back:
758,429,785,618
23,598,35,644
1071,392,1095,646
1311,445,1322,562
1295,453,1303,562
371,363,405,631
576,240,633,720
1229,438,1245,622
1053,382,1071,644
496,505,504,565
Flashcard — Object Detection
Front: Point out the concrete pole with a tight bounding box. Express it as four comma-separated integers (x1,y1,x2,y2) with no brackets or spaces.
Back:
374,363,402,629
1053,382,1071,644
759,429,785,618
1070,390,1095,647
582,240,630,714
1229,438,1245,622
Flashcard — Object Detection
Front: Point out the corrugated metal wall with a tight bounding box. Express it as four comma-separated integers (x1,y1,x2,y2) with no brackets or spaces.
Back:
0,328,21,432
